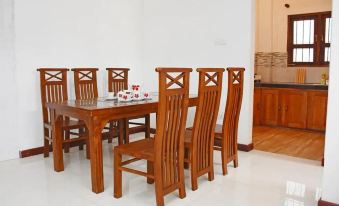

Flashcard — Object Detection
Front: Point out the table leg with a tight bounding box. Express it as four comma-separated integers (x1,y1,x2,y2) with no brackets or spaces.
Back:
51,109,64,172
86,117,106,193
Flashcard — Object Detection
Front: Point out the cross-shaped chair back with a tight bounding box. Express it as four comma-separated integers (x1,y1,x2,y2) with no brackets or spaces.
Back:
222,68,245,160
106,68,129,94
72,68,99,100
190,68,224,176
37,68,69,123
154,67,192,192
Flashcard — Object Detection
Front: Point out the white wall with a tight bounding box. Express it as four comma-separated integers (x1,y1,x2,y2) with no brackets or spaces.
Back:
142,0,255,144
0,0,18,161
14,0,144,155
1,0,255,161
322,0,339,203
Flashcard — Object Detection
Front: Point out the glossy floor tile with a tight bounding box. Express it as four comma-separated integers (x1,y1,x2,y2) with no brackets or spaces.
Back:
0,134,323,206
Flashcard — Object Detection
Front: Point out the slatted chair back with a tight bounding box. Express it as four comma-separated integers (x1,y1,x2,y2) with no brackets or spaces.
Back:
37,68,69,123
222,68,245,163
72,68,99,100
190,68,224,181
154,67,192,194
106,68,129,94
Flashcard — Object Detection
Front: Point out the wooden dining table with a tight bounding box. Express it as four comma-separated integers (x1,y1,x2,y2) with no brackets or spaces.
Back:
46,94,198,194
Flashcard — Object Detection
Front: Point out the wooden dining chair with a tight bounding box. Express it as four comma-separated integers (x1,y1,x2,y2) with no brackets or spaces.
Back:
114,68,192,206
106,68,151,144
184,68,224,191
72,68,116,143
72,68,99,100
214,68,245,175
37,68,87,158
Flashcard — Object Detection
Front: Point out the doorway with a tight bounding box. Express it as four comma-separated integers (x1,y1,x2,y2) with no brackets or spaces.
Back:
253,0,332,162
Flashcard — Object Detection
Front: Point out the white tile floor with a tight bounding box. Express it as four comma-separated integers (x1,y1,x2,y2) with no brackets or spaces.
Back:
0,134,323,206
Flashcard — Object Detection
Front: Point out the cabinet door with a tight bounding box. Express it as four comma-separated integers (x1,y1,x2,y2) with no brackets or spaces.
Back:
281,89,308,129
260,88,280,126
307,90,328,131
253,88,262,126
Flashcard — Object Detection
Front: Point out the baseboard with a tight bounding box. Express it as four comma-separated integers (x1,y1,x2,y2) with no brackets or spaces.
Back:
322,157,324,167
237,143,254,152
319,199,339,206
19,125,147,158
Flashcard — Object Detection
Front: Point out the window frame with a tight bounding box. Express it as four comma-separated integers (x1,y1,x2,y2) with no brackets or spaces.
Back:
287,11,332,67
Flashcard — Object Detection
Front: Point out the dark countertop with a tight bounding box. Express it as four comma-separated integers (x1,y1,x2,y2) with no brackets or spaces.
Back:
254,82,328,90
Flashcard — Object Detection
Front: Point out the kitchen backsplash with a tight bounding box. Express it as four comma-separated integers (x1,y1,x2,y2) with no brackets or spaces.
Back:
255,52,329,83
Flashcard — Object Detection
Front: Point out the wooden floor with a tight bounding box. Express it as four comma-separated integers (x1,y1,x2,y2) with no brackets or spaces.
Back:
252,126,325,161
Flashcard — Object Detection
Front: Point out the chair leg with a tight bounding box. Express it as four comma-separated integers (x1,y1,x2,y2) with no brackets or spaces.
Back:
155,181,165,206
208,167,214,181
64,130,70,153
191,170,198,191
124,118,129,144
114,151,122,198
118,120,124,145
82,128,90,159
184,148,189,169
178,160,186,199
108,122,114,143
79,128,84,150
233,155,239,168
43,128,50,157
221,148,228,175
145,114,150,139
147,161,154,184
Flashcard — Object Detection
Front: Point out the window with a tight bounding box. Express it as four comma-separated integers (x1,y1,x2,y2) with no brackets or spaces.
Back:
287,11,332,66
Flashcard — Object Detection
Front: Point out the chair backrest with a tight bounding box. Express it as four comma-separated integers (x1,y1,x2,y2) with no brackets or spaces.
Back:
190,68,224,173
106,68,129,94
154,67,192,190
222,68,245,158
37,68,69,123
72,68,99,100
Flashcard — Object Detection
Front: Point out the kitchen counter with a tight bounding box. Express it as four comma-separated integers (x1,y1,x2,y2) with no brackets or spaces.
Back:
254,82,328,90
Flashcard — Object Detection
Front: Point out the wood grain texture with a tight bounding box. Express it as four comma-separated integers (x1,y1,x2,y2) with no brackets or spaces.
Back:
214,68,245,175
253,88,261,126
19,125,146,158
253,126,324,161
37,68,87,157
184,68,224,191
260,88,280,126
106,68,151,142
114,68,192,206
280,89,308,129
307,90,328,131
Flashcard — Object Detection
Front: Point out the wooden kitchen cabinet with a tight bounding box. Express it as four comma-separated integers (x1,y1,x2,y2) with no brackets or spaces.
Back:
253,88,262,126
253,87,328,131
260,88,280,126
280,89,308,129
307,90,328,131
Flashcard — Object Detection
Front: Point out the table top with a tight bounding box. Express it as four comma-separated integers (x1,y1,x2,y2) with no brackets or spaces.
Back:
46,93,198,111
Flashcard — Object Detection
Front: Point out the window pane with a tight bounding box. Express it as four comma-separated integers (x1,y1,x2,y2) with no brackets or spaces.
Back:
293,20,314,45
293,48,314,62
325,17,332,43
325,47,331,62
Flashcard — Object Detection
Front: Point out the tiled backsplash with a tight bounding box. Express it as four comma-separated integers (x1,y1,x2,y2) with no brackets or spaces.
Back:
255,52,329,83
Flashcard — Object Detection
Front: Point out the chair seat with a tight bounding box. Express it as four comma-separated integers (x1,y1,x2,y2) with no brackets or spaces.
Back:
114,138,154,161
44,119,85,130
